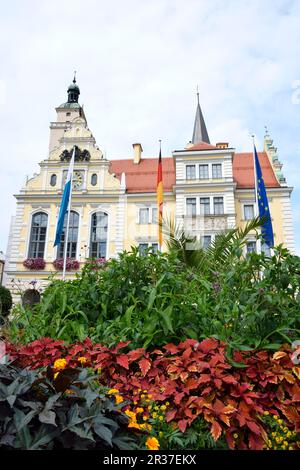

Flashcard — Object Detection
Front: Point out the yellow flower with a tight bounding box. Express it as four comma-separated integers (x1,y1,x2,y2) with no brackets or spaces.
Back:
158,415,164,422
141,394,145,399
233,433,238,439
147,394,152,399
148,405,152,411
143,390,148,393
160,405,166,411
289,446,294,450
115,395,124,405
133,401,138,405
166,402,169,406
263,411,269,416
108,388,119,395
154,406,159,411
278,419,283,425
146,437,160,451
53,358,67,370
143,415,149,421
283,441,288,446
152,412,158,419
77,356,87,364
125,410,136,419
274,416,278,420
136,407,144,414
271,432,276,437
286,431,292,438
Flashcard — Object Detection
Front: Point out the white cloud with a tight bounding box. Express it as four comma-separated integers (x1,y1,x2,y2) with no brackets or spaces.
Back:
0,0,300,253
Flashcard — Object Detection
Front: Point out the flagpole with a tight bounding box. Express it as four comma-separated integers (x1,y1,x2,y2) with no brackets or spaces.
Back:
158,139,162,252
252,135,261,254
62,150,74,280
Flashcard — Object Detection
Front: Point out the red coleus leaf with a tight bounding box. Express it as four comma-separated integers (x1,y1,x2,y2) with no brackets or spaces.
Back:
116,354,129,370
199,338,219,353
178,419,188,433
247,421,261,435
128,348,146,362
139,358,151,376
163,343,180,355
114,341,131,352
198,374,211,384
211,421,222,441
166,409,177,422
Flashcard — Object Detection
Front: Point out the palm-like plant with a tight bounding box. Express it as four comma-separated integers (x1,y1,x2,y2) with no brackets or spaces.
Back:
164,215,264,273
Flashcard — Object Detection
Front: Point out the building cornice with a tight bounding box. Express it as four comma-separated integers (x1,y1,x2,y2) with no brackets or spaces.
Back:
173,148,235,157
235,186,293,194
174,180,237,190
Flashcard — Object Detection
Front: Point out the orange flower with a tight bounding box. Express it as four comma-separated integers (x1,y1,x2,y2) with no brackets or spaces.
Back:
146,437,160,450
115,394,124,405
53,358,67,370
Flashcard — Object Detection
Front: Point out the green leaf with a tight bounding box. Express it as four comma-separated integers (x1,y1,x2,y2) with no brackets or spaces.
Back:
94,423,113,446
39,409,57,426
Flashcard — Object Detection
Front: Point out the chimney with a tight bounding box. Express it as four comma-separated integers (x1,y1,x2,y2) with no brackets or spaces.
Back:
216,142,229,149
133,143,143,164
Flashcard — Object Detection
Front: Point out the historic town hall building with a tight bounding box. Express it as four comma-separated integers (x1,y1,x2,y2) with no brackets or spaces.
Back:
4,78,295,296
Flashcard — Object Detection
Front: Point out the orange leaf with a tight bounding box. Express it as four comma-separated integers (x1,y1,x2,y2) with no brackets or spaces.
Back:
211,421,222,441
272,351,287,361
138,358,151,376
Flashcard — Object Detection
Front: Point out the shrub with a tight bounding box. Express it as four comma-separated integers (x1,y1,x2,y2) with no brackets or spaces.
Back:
7,247,300,350
4,337,300,450
23,258,46,270
0,361,137,450
0,285,12,317
53,258,80,271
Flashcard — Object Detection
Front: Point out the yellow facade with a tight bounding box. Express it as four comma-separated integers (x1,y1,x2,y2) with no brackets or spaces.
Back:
4,80,295,299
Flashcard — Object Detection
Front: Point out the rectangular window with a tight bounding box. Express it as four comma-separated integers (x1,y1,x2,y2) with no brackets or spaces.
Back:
151,243,159,253
213,197,224,215
200,197,210,215
244,204,254,220
246,241,256,254
201,235,211,249
139,208,150,224
199,164,209,179
186,198,196,217
212,164,222,179
186,165,196,180
152,207,158,224
138,243,148,255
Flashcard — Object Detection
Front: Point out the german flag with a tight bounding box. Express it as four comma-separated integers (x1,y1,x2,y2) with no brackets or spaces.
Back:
157,144,163,248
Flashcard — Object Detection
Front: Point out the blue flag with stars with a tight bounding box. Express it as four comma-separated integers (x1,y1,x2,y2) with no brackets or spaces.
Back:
254,145,274,248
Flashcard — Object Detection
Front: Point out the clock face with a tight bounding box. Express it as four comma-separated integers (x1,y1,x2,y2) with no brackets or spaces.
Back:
73,171,84,190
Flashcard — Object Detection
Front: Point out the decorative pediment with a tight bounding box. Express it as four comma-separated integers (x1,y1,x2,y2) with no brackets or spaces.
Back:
60,146,91,162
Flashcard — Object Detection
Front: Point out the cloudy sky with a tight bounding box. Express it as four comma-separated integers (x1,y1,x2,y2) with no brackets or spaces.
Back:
0,0,299,253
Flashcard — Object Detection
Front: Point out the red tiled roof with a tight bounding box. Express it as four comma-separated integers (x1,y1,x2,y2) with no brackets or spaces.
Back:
109,151,280,193
184,141,218,151
233,152,280,189
110,157,175,193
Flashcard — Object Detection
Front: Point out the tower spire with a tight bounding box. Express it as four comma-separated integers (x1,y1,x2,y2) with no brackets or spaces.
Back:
192,88,210,144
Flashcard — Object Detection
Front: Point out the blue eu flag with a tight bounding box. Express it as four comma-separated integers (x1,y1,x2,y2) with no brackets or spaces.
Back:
254,145,274,248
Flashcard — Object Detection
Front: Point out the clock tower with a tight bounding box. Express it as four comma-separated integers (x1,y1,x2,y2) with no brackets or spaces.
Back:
49,74,87,153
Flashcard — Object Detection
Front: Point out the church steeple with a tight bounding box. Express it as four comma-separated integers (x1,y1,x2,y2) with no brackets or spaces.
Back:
67,72,80,103
192,90,210,144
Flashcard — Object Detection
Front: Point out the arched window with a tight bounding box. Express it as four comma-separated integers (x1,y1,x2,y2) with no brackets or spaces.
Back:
89,212,108,258
91,173,97,186
58,211,79,259
50,174,57,186
28,212,48,258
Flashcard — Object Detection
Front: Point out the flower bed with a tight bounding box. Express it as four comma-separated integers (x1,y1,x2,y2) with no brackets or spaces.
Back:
23,258,46,270
53,258,80,271
4,337,300,451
